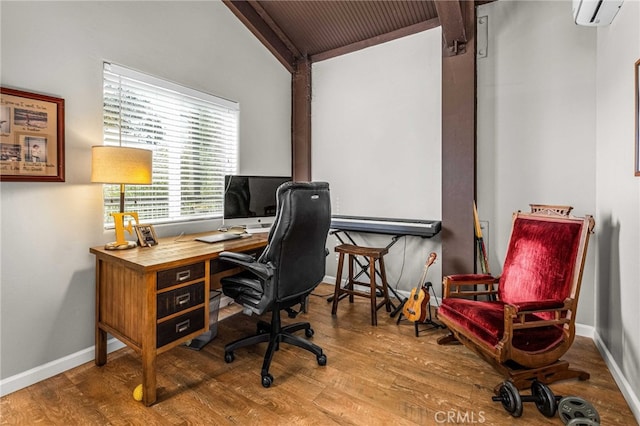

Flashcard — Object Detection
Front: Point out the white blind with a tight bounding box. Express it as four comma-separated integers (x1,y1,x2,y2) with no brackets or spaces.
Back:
102,62,239,227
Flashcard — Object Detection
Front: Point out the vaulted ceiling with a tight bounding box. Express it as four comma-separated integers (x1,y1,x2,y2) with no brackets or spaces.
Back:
223,0,494,72
222,0,488,274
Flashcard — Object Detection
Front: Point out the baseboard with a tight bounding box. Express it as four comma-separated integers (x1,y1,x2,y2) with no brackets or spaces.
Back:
575,322,595,338
0,338,126,398
593,331,640,422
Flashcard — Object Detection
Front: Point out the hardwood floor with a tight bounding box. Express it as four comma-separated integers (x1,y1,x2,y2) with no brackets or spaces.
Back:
1,283,637,425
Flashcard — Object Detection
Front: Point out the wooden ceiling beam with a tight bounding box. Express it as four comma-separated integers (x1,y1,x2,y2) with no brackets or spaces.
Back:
441,0,477,275
292,59,312,182
247,0,302,59
434,0,467,55
222,0,298,72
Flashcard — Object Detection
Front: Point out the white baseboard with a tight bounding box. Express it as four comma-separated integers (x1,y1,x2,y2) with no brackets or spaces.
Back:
593,331,640,423
0,338,126,398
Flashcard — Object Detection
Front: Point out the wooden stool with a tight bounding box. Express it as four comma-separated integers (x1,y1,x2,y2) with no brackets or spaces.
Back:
331,244,391,326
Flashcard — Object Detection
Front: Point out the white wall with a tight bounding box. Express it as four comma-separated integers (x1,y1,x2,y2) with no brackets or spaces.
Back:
477,0,640,419
312,29,443,293
0,0,291,383
476,0,597,325
594,0,640,417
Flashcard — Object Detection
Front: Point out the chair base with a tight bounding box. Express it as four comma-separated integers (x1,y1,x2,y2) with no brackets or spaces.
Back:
437,332,590,391
497,359,590,392
224,310,326,387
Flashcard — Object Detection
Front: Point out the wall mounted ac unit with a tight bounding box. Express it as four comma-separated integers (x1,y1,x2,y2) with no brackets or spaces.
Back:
573,0,624,26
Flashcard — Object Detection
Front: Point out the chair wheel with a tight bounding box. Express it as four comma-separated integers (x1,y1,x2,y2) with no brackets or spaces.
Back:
317,354,327,366
224,352,235,363
305,328,314,337
262,373,273,388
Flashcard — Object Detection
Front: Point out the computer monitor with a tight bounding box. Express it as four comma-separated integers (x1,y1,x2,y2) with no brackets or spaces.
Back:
223,175,291,228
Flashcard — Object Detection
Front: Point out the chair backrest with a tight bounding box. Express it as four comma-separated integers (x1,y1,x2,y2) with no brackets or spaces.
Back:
498,211,594,307
258,181,331,303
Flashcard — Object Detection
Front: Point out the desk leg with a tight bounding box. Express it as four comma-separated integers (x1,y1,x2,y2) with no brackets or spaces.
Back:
95,327,107,366
95,259,107,366
142,350,157,406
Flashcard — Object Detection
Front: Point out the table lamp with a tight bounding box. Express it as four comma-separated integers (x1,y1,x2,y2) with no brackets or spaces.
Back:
91,145,152,250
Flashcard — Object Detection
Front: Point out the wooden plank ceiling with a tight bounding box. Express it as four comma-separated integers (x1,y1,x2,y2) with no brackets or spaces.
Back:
223,0,492,72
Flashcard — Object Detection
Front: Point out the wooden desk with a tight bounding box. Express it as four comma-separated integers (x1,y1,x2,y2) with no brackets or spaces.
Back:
90,232,268,405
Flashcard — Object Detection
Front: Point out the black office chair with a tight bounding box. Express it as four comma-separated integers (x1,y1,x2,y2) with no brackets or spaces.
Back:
219,181,331,387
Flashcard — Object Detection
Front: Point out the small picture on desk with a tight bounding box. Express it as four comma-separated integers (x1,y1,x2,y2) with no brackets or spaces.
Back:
135,224,158,247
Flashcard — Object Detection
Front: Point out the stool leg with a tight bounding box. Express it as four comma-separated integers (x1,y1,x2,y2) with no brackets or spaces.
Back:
331,252,345,316
369,256,377,326
348,254,355,303
378,256,391,312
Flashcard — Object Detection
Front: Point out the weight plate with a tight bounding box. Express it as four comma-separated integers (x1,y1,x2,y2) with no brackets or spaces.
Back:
558,396,600,425
498,381,523,417
566,418,600,426
531,380,557,418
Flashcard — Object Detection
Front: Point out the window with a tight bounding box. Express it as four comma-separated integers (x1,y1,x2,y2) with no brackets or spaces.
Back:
102,62,239,227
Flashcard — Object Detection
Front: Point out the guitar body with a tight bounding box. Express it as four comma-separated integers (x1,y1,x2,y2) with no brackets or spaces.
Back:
402,287,430,322
402,252,437,323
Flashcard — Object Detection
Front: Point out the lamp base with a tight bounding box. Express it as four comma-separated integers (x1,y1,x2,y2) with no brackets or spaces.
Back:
105,240,138,250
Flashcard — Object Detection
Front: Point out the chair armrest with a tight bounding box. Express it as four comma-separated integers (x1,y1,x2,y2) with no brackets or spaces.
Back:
511,299,566,312
219,251,255,263
504,298,574,331
443,274,498,298
219,251,273,281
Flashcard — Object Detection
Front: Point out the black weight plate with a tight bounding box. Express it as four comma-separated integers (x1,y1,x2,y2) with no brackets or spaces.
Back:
499,381,523,417
531,380,557,417
558,396,600,424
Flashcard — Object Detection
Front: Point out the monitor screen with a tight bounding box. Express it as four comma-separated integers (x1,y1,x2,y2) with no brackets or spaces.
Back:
223,175,291,220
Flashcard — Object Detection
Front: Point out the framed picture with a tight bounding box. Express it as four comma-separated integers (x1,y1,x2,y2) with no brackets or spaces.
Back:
1,88,65,182
635,58,640,176
135,224,158,247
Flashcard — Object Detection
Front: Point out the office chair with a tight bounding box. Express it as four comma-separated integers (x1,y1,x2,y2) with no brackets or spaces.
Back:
218,181,331,387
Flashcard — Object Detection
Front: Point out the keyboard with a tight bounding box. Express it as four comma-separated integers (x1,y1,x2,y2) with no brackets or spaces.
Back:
245,227,271,234
195,233,243,244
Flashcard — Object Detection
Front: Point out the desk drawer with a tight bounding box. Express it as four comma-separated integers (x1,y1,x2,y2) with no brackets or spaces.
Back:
157,282,205,319
157,262,205,290
157,307,205,348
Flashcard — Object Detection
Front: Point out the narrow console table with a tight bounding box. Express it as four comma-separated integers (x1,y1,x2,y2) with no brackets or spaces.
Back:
90,232,268,405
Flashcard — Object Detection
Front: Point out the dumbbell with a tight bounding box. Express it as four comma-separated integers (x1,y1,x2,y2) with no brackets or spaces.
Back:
492,380,560,418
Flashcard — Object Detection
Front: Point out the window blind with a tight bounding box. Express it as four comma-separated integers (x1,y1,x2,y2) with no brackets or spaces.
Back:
102,62,239,227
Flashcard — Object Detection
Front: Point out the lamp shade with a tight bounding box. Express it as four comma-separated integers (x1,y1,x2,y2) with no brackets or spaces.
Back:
91,146,152,184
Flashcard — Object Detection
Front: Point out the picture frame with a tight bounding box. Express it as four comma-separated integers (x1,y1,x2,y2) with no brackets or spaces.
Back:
0,87,65,182
135,224,158,247
635,58,640,176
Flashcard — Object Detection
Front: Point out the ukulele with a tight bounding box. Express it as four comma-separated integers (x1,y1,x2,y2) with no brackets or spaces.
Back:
401,252,437,323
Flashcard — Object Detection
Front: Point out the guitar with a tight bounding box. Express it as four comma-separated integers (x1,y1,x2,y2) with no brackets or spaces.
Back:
474,201,490,274
401,252,437,322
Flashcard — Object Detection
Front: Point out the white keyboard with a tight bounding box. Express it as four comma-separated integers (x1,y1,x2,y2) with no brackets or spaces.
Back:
245,227,271,234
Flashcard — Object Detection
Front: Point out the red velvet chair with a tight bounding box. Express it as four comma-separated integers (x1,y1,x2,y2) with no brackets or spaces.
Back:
437,208,595,389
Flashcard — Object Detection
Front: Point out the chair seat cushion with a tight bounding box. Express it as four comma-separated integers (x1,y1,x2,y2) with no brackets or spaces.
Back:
221,271,264,300
439,298,565,352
